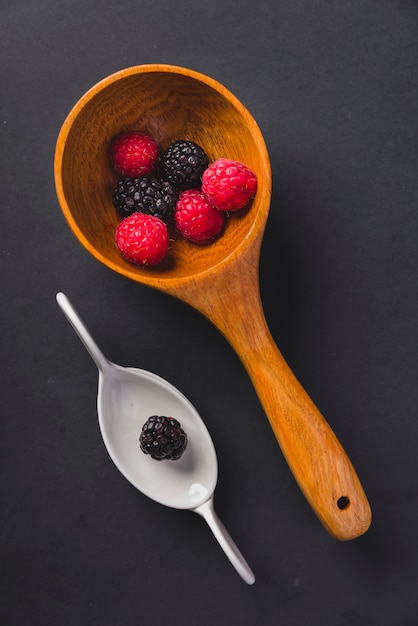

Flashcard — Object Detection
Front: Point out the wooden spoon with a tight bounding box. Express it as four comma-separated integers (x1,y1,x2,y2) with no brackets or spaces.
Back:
54,64,371,540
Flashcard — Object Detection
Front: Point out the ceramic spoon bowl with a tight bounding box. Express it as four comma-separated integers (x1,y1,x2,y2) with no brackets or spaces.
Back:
54,64,371,540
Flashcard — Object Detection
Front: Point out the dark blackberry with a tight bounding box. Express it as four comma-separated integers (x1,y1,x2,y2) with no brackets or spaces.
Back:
113,177,179,221
160,140,209,190
139,415,188,461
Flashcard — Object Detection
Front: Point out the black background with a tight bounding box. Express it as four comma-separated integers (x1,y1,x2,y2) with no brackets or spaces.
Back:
2,1,418,624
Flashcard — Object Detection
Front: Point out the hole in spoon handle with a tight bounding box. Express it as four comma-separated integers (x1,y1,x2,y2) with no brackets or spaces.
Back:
55,292,109,372
193,499,255,585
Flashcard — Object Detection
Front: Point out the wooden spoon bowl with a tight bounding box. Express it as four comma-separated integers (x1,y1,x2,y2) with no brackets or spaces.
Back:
55,65,371,540
54,64,271,283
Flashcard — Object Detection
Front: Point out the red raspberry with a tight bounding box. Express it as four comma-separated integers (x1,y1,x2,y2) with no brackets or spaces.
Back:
174,189,224,243
115,213,168,266
201,158,257,212
111,132,158,177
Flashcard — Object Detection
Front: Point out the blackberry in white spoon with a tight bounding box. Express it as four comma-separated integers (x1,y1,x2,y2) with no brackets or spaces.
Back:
139,415,188,461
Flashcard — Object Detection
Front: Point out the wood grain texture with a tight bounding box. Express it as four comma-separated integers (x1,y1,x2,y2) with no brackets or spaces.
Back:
55,64,371,540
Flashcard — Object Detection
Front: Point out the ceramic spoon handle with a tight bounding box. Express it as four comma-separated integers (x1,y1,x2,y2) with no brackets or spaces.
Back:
56,292,110,372
177,259,372,541
193,498,255,585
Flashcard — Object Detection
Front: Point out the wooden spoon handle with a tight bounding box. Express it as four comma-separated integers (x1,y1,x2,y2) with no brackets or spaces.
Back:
235,314,372,541
177,252,371,541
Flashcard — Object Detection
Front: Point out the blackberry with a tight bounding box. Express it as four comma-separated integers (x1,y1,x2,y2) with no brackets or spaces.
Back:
160,140,209,190
139,415,188,461
113,177,178,221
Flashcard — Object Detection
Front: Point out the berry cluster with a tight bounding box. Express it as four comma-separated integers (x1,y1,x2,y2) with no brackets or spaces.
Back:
109,132,257,267
139,415,188,461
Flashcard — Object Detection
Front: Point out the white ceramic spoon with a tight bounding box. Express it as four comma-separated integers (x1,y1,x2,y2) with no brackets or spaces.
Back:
56,292,255,584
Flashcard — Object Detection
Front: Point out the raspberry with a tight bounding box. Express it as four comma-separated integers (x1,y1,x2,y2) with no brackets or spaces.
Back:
111,132,158,177
160,140,209,189
115,213,169,266
113,177,178,221
139,415,188,461
174,189,224,243
201,158,257,212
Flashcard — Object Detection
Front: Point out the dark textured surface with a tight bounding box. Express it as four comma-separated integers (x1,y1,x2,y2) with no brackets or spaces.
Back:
2,1,418,624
